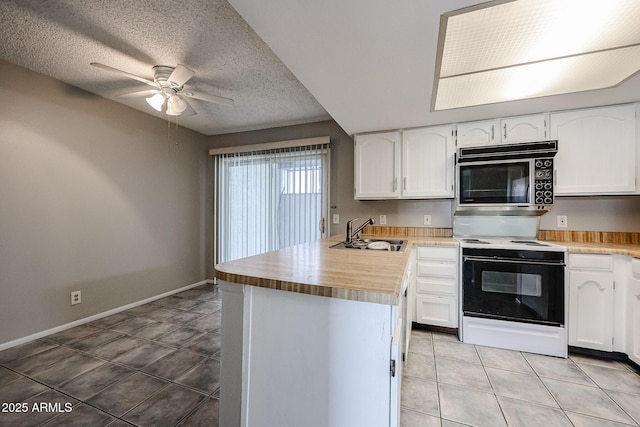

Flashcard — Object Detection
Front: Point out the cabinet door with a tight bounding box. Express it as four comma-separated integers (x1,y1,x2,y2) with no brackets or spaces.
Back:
416,295,458,327
551,105,636,195
569,270,614,351
629,258,640,365
401,125,455,198
456,120,500,148
501,113,549,144
354,132,401,199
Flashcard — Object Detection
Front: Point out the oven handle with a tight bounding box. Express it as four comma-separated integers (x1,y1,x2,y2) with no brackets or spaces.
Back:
463,255,565,267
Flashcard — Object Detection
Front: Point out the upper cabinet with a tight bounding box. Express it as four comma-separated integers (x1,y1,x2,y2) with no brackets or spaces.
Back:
354,132,401,199
354,126,455,200
455,119,500,148
550,104,637,195
401,126,455,198
456,114,549,148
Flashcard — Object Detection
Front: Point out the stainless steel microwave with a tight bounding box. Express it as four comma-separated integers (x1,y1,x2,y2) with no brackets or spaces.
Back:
456,141,558,215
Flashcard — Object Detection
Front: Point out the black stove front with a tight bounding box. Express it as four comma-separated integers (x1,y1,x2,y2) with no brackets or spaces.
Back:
462,247,565,327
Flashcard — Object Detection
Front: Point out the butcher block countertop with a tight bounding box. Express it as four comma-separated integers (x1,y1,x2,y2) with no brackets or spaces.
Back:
214,235,458,305
214,227,640,305
538,230,640,258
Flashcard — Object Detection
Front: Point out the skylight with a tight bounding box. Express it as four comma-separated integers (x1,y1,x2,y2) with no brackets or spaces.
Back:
432,0,640,110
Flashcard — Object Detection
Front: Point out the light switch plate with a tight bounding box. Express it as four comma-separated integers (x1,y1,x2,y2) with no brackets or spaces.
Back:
423,215,432,226
332,214,340,224
379,215,387,225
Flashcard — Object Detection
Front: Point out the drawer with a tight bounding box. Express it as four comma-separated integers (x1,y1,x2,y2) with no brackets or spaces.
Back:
416,294,458,328
416,260,457,278
416,277,456,296
416,246,458,262
569,253,613,271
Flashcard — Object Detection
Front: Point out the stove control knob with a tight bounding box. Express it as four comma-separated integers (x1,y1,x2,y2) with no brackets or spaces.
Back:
544,160,552,167
535,160,543,168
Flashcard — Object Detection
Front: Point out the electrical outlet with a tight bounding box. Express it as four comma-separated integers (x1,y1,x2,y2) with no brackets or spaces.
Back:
71,290,81,305
423,214,432,226
379,215,387,225
332,214,340,224
557,215,568,228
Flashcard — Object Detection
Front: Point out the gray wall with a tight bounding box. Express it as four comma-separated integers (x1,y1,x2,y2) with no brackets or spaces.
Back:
0,60,209,345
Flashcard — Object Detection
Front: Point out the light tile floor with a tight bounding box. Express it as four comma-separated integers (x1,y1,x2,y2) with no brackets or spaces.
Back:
0,283,221,427
401,329,640,427
3,285,640,427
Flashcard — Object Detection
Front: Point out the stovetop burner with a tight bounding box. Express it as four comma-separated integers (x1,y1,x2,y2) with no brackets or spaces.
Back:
510,240,550,246
455,237,566,251
461,238,491,244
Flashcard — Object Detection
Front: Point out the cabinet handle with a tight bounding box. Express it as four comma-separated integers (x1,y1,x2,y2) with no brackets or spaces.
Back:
393,178,397,191
503,123,507,139
491,125,494,141
403,177,406,190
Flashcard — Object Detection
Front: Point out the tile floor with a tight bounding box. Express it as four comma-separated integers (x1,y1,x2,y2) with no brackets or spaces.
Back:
2,285,640,426
0,283,221,427
401,329,640,427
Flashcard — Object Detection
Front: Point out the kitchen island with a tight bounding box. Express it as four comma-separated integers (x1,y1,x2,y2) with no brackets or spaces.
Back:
214,235,454,427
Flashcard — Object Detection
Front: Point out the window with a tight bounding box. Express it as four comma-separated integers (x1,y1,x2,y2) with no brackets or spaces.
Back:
212,139,330,263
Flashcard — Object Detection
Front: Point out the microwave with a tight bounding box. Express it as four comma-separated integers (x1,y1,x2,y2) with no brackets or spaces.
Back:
456,141,558,215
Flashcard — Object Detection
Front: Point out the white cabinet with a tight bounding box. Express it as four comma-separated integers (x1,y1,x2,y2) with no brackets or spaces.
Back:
414,246,458,328
354,126,455,200
568,254,614,351
628,258,640,365
456,119,500,147
456,114,549,148
401,126,455,198
354,132,401,199
500,113,549,144
220,282,403,427
550,104,637,195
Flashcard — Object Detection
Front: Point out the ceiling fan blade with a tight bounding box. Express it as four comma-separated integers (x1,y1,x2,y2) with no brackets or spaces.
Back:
115,89,160,99
182,91,234,106
90,62,158,88
168,64,195,88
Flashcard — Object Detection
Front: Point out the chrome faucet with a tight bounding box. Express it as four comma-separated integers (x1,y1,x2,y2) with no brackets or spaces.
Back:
346,218,375,243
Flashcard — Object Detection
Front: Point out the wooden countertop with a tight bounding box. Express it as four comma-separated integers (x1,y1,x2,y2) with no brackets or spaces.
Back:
214,235,458,305
546,241,640,258
214,228,640,305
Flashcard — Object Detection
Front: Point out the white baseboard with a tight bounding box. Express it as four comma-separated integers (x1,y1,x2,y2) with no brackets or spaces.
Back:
0,279,215,351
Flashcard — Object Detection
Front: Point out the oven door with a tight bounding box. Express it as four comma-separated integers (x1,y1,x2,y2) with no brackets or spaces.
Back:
458,159,533,205
462,249,565,326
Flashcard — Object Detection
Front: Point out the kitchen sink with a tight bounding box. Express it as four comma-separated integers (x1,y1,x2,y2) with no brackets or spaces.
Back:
330,238,407,252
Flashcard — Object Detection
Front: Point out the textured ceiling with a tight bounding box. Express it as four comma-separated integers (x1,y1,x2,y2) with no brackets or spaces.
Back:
0,0,331,135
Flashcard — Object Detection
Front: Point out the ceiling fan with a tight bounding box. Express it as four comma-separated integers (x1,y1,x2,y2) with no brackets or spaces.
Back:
90,62,234,116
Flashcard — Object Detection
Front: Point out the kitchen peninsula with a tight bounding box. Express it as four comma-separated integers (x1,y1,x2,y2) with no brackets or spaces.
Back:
214,234,454,427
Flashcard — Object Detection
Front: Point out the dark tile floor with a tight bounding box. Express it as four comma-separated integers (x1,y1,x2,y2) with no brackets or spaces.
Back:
0,284,220,427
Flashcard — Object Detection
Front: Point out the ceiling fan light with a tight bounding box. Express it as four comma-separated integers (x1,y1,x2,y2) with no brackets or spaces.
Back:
166,95,187,115
146,93,165,111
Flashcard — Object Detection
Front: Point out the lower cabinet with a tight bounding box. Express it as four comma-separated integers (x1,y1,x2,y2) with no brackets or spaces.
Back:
568,254,614,351
414,246,458,328
629,258,640,365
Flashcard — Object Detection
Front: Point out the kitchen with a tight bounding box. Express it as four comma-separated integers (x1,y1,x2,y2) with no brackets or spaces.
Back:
1,0,640,426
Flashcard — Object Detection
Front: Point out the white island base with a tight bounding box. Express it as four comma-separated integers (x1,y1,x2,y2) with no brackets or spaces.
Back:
219,281,403,427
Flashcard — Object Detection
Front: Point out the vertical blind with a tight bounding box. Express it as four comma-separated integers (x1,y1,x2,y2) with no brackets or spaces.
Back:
212,139,330,264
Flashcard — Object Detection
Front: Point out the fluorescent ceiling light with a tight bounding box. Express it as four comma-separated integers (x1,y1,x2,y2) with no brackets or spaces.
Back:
432,0,640,110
